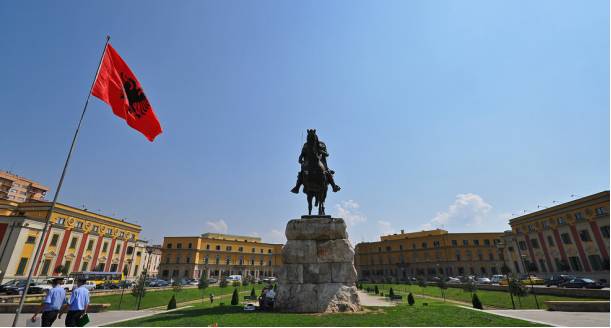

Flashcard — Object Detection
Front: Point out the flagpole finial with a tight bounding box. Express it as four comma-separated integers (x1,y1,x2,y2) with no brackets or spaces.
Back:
106,35,111,42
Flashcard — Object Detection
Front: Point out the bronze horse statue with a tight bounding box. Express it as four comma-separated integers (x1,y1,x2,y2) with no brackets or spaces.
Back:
291,129,340,216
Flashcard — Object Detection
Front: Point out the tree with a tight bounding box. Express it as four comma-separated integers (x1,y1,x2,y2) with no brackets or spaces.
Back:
389,288,395,298
250,287,256,299
231,288,239,305
167,295,177,310
131,272,146,299
472,293,483,309
407,292,415,306
463,280,477,299
172,281,182,295
374,285,379,295
219,278,228,288
198,275,209,304
437,280,448,301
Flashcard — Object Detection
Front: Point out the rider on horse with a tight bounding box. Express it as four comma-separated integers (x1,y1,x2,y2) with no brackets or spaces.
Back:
290,130,341,194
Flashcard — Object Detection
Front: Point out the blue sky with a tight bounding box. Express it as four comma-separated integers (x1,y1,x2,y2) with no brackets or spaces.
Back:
1,0,608,245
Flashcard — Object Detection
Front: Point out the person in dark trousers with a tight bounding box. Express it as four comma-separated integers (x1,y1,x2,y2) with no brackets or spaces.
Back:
59,278,89,327
31,278,67,327
209,293,214,303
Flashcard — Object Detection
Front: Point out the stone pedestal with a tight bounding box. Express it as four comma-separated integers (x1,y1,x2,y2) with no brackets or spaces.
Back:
275,216,361,313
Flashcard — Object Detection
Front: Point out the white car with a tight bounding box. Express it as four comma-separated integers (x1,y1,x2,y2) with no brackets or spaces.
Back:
38,277,75,292
447,277,461,284
476,277,491,284
490,275,505,284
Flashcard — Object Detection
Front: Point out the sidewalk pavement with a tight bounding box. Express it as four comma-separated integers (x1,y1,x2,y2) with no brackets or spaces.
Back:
485,309,610,327
357,291,395,307
0,310,161,327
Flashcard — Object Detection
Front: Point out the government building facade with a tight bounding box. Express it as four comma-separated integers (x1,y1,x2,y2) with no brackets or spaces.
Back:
159,233,282,280
355,229,504,282
501,191,609,280
0,199,152,282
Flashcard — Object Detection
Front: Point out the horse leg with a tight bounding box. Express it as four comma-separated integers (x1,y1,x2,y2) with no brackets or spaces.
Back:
307,193,313,216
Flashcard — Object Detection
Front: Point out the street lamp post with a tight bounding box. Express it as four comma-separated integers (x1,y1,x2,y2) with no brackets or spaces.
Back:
496,242,515,309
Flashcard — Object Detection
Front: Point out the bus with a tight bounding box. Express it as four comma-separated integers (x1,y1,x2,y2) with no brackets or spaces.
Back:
69,271,124,287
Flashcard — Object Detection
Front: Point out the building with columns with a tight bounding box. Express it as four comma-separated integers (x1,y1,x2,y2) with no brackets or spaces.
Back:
501,191,610,280
0,199,143,282
159,233,282,280
355,229,505,282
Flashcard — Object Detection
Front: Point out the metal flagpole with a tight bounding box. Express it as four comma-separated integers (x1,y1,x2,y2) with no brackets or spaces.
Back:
12,35,111,327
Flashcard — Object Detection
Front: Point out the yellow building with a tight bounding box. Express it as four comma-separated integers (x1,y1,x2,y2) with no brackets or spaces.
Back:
0,171,49,203
502,191,610,280
355,229,505,282
159,233,283,280
0,199,147,282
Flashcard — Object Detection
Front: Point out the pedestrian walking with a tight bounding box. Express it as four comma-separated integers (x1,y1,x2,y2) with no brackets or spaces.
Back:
31,278,66,327
59,278,89,327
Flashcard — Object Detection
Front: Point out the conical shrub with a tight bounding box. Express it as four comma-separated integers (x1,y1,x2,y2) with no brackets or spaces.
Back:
167,295,177,310
231,288,239,305
472,293,483,309
407,292,415,305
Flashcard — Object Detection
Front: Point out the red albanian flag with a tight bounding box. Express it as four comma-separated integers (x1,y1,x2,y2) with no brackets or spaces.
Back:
92,44,162,141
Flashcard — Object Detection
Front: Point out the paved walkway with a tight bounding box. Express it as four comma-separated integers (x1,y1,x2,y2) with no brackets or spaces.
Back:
0,310,161,327
357,291,395,307
485,309,610,327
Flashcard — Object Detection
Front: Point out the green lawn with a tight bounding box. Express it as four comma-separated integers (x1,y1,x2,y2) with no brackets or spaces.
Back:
362,283,601,310
109,301,546,327
92,284,262,310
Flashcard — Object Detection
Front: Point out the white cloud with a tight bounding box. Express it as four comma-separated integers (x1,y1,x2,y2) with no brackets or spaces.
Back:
266,229,286,244
422,193,492,230
205,219,228,234
334,200,367,226
377,220,395,235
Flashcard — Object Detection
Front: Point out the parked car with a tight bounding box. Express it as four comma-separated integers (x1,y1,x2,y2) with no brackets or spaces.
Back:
0,280,19,293
447,277,461,284
545,275,575,287
5,280,44,295
96,281,120,290
38,277,76,292
263,277,277,284
82,281,97,290
520,275,545,285
476,277,492,284
207,278,218,284
148,279,169,287
490,275,505,284
562,278,604,289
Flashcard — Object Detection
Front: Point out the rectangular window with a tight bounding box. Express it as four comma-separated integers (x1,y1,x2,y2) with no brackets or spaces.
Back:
600,225,610,238
50,234,59,246
206,244,210,250
595,207,606,216
82,262,89,271
421,242,427,248
186,257,190,263
588,255,604,271
226,246,232,251
126,246,134,255
451,240,457,246
115,244,121,254
473,240,480,246
102,242,108,252
251,247,255,252
87,240,94,251
26,236,36,244
64,261,72,274
561,233,572,244
110,263,118,272
177,243,182,249
579,230,592,242
557,217,566,225
93,226,99,232
239,246,244,252
76,221,83,229
569,256,582,271
484,239,490,246
531,239,540,249
41,259,51,275
70,237,78,249
518,241,527,250
167,243,172,249
15,257,28,275
574,212,584,221
188,243,192,249
216,245,221,251
547,235,555,247
463,240,468,246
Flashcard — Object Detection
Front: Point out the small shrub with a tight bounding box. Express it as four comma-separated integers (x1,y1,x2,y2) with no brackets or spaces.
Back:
167,295,177,310
380,292,384,297
374,285,379,295
231,288,239,305
389,288,394,297
472,293,483,309
407,292,415,305
250,287,256,299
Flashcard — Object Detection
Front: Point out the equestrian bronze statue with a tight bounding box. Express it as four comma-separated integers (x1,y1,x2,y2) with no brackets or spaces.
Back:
291,129,341,216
